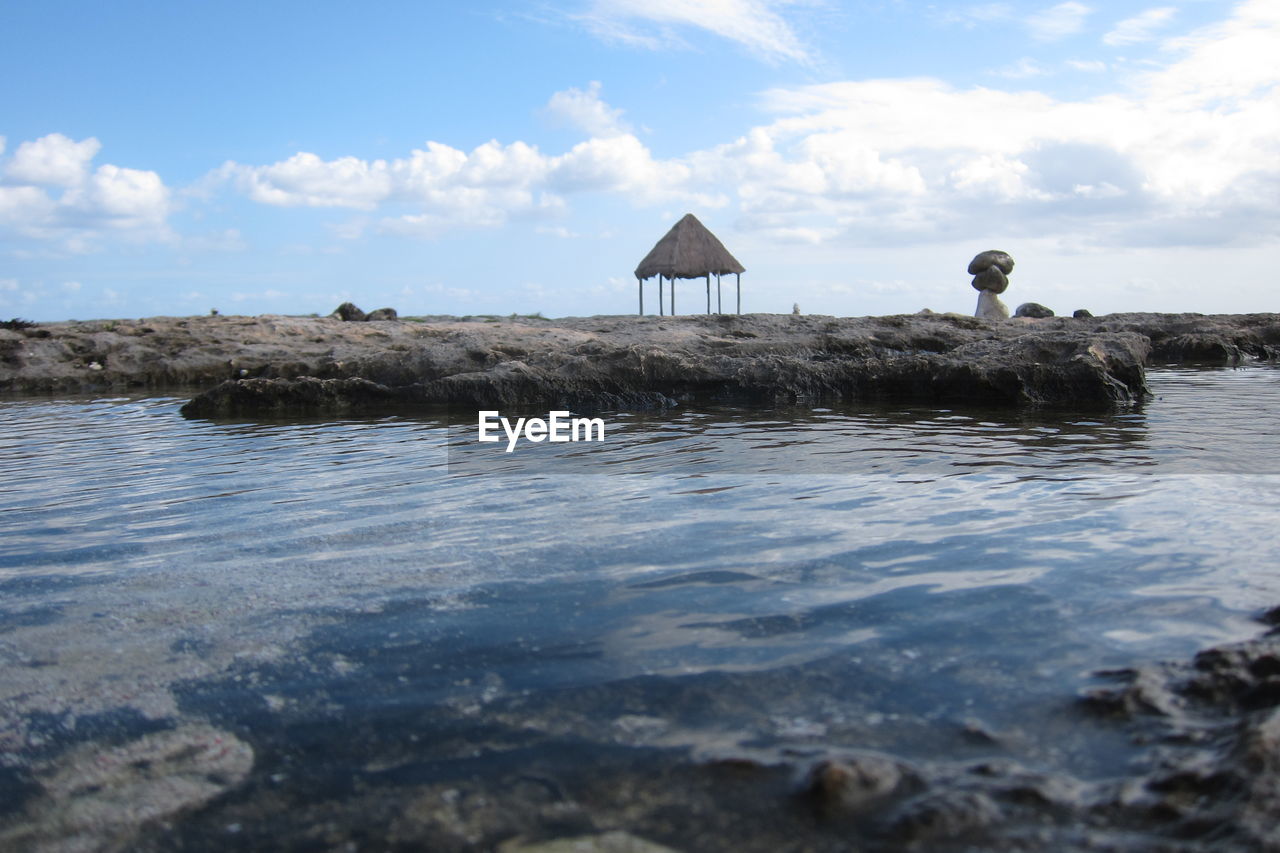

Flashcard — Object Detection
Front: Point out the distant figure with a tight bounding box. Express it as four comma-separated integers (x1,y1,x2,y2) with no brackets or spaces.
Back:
792,303,801,315
968,250,1014,321
210,308,219,316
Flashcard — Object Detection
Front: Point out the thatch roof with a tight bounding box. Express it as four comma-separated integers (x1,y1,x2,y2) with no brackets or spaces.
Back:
634,213,745,281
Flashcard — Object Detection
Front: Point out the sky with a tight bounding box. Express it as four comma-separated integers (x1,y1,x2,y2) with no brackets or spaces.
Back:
1,0,1277,321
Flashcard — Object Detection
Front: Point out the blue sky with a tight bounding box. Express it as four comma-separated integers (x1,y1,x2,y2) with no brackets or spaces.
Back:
2,0,1276,321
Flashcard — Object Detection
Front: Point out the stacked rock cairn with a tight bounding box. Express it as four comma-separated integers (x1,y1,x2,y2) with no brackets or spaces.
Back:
968,250,1015,320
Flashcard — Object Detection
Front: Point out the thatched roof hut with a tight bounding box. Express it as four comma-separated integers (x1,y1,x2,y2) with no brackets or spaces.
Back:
634,213,745,315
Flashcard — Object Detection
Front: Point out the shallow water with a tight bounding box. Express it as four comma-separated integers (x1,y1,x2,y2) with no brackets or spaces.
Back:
3,366,1280,848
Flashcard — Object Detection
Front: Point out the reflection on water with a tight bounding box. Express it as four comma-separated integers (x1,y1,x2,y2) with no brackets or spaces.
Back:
2,366,1280,844
447,399,1164,477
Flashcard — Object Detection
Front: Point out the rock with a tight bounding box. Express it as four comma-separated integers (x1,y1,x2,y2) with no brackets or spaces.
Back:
330,302,366,321
497,831,680,853
975,290,1010,320
1078,620,1280,850
366,307,399,321
971,266,1009,294
967,250,1015,276
1073,309,1093,318
1,312,1189,406
1160,333,1248,364
806,754,916,815
0,724,253,852
792,303,801,315
1015,303,1054,318
180,376,404,418
887,790,1004,844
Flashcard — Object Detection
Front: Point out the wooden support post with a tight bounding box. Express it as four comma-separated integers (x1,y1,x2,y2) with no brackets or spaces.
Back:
658,276,664,315
716,273,722,314
671,277,675,315
638,277,643,315
706,274,711,314
736,273,741,314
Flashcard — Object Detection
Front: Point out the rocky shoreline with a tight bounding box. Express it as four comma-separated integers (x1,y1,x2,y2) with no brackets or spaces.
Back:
3,311,1279,415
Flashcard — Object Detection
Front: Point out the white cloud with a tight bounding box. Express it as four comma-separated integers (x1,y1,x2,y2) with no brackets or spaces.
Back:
234,152,393,209
1066,59,1108,72
949,154,1043,201
0,185,57,225
223,109,713,233
938,4,1014,27
218,1,1279,254
573,0,814,64
721,0,1280,247
71,164,170,225
0,134,171,247
545,81,631,137
226,139,556,221
1141,0,1280,109
3,133,101,187
1026,2,1091,41
551,134,698,201
1104,7,1176,46
991,57,1048,78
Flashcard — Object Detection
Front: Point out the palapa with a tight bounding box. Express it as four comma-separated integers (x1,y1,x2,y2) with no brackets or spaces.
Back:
634,213,745,316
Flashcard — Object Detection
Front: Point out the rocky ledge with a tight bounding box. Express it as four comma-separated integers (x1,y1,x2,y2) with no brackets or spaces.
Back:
760,610,1280,851
2,311,1278,416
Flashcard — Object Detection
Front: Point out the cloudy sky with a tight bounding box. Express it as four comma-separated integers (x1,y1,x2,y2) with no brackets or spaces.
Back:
1,0,1276,321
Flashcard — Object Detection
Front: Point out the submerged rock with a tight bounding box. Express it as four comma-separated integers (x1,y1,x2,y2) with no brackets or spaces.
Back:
0,724,252,852
180,376,404,418
806,753,918,816
498,831,681,853
1078,613,1280,850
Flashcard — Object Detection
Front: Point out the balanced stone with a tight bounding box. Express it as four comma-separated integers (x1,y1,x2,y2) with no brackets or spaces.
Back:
967,250,1015,276
975,290,1009,320
972,266,1009,294
1015,302,1054,318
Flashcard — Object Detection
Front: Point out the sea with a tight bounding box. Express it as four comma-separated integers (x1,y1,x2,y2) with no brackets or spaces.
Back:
2,364,1279,848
